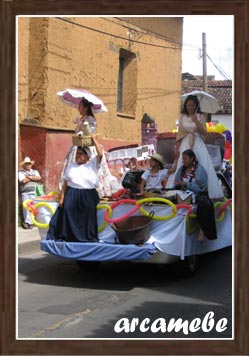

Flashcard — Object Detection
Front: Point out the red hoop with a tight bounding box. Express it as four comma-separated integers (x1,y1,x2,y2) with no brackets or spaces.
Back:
27,201,38,215
176,204,193,215
218,198,232,217
104,199,139,224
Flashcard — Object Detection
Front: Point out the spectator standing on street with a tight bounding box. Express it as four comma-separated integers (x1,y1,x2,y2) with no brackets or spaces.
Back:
18,157,41,229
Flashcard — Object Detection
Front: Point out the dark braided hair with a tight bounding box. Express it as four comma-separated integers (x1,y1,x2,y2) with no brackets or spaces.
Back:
181,149,198,180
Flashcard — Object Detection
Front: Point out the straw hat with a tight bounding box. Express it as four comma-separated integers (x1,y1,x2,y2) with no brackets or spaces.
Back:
148,153,165,166
20,157,35,167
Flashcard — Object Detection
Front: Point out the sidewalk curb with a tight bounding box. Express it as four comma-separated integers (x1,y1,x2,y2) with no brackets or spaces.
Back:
18,239,41,255
18,227,42,255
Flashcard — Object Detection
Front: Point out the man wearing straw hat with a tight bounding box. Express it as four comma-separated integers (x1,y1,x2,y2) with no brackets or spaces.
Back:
18,157,41,229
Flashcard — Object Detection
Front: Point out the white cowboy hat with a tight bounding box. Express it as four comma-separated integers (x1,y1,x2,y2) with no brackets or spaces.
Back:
149,153,165,166
20,157,35,167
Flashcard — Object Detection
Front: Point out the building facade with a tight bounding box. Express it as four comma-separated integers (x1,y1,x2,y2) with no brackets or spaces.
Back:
18,16,183,192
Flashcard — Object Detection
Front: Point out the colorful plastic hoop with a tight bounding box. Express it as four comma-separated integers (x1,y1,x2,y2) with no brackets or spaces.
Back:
218,198,232,216
136,197,177,221
47,191,60,199
186,213,199,234
30,202,56,229
176,204,193,215
214,201,225,222
23,199,33,211
103,199,139,224
97,204,112,232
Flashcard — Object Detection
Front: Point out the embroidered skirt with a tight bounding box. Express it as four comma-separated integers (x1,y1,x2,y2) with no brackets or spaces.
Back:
196,192,217,240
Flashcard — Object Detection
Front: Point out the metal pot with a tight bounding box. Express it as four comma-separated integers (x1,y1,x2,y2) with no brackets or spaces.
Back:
111,212,154,246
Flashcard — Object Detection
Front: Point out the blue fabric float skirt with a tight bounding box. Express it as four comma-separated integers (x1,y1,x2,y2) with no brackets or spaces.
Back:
47,187,100,242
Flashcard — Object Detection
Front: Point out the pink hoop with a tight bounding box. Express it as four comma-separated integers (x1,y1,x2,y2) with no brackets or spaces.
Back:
104,199,139,224
27,201,38,215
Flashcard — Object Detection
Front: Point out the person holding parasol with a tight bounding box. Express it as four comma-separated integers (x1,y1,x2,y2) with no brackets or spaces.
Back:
166,91,224,200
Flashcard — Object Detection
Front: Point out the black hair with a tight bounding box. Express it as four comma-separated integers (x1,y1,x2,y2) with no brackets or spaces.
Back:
182,149,196,160
183,95,202,114
79,97,95,117
180,149,198,178
157,161,164,170
77,146,91,157
151,157,164,170
77,146,85,153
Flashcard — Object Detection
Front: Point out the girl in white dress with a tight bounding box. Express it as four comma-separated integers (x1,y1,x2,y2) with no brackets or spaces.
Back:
166,95,223,200
58,98,113,197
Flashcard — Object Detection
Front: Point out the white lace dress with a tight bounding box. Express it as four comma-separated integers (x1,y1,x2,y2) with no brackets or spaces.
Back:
166,115,224,199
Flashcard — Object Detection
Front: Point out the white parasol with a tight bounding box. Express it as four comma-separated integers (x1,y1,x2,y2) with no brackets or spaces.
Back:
180,90,221,113
56,88,108,114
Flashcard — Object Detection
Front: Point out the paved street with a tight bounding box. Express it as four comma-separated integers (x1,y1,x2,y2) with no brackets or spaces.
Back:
18,246,232,339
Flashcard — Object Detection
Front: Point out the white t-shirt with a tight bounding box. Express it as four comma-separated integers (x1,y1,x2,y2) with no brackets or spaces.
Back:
18,168,40,182
18,168,41,193
141,169,168,190
64,156,99,189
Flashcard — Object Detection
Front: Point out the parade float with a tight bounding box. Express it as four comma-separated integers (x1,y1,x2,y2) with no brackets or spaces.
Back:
23,176,232,275
22,89,232,275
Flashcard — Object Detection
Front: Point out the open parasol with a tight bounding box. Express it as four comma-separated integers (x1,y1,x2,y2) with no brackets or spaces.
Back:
56,88,108,114
180,90,221,113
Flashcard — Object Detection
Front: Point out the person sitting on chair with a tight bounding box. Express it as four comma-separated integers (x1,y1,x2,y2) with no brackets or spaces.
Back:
174,149,217,241
139,153,177,196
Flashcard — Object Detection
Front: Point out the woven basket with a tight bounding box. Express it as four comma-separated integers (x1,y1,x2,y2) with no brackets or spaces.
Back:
72,135,93,147
143,191,162,198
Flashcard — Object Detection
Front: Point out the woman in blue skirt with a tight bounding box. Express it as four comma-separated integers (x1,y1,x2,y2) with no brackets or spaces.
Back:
47,135,103,242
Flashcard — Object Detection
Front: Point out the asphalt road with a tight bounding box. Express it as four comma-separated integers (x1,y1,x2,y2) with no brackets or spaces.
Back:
18,247,232,339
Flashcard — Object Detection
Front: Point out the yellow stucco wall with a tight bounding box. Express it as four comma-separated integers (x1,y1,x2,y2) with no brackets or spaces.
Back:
18,17,183,143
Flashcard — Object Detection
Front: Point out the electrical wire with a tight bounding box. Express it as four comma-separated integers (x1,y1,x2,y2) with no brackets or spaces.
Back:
109,16,181,45
206,53,231,80
55,17,181,51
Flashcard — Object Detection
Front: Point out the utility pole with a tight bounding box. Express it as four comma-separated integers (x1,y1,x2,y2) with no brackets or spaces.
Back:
202,32,208,92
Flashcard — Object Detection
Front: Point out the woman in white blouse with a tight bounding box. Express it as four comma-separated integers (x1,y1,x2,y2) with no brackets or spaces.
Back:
47,135,102,242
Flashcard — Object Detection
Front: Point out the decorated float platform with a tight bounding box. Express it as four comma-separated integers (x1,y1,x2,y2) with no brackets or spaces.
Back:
24,194,232,264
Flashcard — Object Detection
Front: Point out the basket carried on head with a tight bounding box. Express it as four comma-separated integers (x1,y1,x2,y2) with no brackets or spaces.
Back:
72,134,93,147
111,212,154,246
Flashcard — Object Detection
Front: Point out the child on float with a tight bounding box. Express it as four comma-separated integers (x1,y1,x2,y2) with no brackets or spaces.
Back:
138,153,178,196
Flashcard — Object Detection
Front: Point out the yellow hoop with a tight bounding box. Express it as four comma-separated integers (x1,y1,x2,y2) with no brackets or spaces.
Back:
186,213,199,234
97,204,112,232
136,197,177,221
30,202,56,229
214,201,225,222
47,191,60,199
